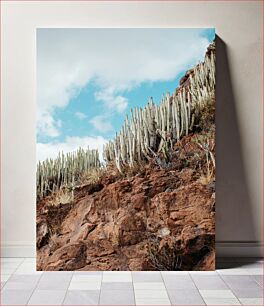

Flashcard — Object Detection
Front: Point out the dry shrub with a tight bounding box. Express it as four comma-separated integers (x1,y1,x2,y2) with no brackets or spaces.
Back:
191,131,215,186
124,161,147,177
147,237,182,271
197,97,215,131
77,168,104,186
47,188,74,207
198,169,214,185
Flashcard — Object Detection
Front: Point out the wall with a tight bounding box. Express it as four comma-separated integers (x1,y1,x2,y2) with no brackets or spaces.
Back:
1,1,263,257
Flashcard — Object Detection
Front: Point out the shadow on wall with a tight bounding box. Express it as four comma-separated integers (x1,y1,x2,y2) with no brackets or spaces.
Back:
215,36,259,266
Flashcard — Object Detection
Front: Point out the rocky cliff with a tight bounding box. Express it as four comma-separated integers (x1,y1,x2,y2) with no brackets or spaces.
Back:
37,43,215,271
37,131,215,271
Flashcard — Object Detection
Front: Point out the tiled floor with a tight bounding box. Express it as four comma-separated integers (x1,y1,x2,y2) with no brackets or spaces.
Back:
0,258,263,305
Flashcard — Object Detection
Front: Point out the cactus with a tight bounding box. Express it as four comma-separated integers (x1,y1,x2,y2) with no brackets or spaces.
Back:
37,42,216,198
37,148,100,200
103,43,215,172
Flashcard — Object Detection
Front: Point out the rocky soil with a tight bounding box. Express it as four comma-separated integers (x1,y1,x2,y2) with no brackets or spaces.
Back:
37,41,215,271
37,130,215,271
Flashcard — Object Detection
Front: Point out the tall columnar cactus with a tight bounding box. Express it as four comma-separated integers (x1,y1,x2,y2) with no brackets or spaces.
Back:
103,43,215,172
37,42,215,198
37,148,100,199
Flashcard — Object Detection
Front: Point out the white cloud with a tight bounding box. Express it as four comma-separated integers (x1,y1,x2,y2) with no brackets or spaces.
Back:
37,29,211,138
75,111,87,120
37,136,108,162
95,89,128,113
90,115,113,133
37,112,61,137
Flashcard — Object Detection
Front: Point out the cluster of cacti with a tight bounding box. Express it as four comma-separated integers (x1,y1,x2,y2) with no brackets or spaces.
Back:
37,148,100,199
37,43,215,198
103,44,215,172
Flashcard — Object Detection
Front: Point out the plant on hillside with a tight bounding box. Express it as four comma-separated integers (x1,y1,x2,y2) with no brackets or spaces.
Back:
37,148,100,199
103,43,215,172
147,237,182,271
37,42,215,200
46,188,74,207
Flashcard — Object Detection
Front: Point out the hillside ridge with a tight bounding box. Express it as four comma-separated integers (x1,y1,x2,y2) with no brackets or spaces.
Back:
37,42,215,271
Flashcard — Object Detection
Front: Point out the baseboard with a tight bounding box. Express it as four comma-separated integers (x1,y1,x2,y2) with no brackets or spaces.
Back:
216,242,263,257
1,241,263,258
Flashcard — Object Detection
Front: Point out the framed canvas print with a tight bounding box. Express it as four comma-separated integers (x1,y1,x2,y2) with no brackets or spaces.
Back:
36,28,215,271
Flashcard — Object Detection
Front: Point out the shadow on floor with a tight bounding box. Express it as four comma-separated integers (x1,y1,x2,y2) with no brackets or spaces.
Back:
216,258,262,269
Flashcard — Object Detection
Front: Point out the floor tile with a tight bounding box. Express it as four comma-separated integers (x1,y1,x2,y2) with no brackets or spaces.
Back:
217,268,250,275
14,270,43,276
3,281,37,291
191,275,228,290
37,272,72,290
221,275,261,290
134,289,169,299
239,298,264,305
1,288,33,305
8,274,41,283
167,289,205,305
40,271,73,277
231,287,263,298
14,262,42,275
1,256,263,306
74,271,102,275
102,271,132,282
190,271,218,275
161,270,189,275
63,290,100,305
132,271,163,282
71,274,101,282
199,289,237,298
252,275,263,287
28,289,66,305
101,281,133,290
245,268,263,275
37,279,71,290
68,281,101,290
163,275,196,289
134,282,166,290
203,298,241,305
99,289,135,305
135,298,171,305
1,275,11,282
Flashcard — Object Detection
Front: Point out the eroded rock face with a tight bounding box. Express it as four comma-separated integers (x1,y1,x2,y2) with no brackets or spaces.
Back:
42,243,87,271
37,162,215,271
36,39,216,271
36,220,49,249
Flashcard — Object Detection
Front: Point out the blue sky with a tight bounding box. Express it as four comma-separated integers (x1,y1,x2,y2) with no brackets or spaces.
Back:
37,28,215,161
